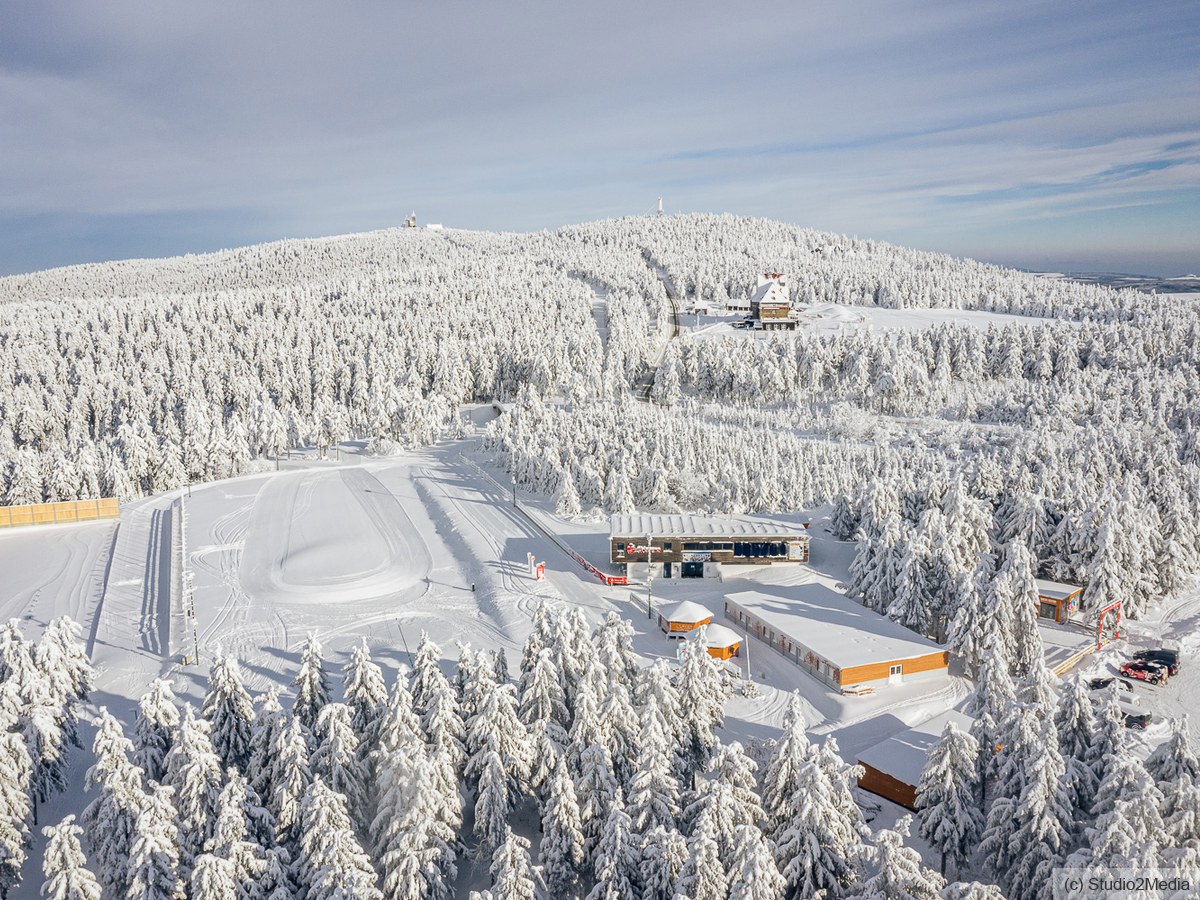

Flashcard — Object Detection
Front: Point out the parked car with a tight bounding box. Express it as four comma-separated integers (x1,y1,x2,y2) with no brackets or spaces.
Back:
1122,709,1152,730
1133,648,1180,676
1086,676,1134,694
1088,690,1151,728
1120,660,1169,685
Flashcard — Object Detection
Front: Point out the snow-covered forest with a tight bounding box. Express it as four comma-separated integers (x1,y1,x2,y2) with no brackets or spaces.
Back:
3,214,1200,898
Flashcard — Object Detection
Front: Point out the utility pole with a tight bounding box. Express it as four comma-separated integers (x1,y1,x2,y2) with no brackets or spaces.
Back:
646,533,653,620
744,629,752,682
511,473,517,507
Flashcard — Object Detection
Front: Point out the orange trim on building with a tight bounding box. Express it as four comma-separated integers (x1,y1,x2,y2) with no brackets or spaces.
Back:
0,497,120,529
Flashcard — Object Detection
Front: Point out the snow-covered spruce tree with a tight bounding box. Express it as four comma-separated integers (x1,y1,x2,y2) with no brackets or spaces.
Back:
1146,716,1200,792
1086,686,1126,797
421,672,467,783
684,742,766,862
979,701,1071,900
255,846,297,900
915,722,983,878
518,648,569,797
189,853,238,900
487,825,539,900
846,818,945,900
472,747,516,858
163,706,225,885
540,756,584,900
992,540,1043,677
598,679,639,789
296,777,381,900
595,612,639,689
965,637,1015,801
343,639,389,748
575,741,621,874
126,784,184,900
267,714,312,848
134,679,180,783
1054,675,1099,821
0,691,32,899
587,790,639,900
466,680,533,805
774,755,861,898
626,694,681,835
814,736,868,844
81,709,145,900
1087,745,1165,871
675,627,728,770
938,882,1006,900
945,558,995,677
409,632,447,719
201,653,254,772
292,632,330,732
310,702,364,811
638,824,686,900
726,822,785,900
675,806,729,900
208,772,266,895
40,815,102,900
761,692,812,839
23,682,72,816
829,492,859,541
246,687,285,806
34,616,94,735
519,602,559,682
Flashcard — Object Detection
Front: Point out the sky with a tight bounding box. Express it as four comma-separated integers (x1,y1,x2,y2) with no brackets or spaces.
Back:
2,1,1198,277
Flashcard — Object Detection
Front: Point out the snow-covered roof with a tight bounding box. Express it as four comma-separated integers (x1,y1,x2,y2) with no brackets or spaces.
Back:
611,514,808,539
725,588,944,669
856,709,975,788
659,600,713,624
1036,579,1082,600
750,280,789,307
702,624,741,648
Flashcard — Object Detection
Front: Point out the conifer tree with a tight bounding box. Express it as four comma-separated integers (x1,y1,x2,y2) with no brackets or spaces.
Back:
675,809,728,900
675,628,727,768
846,818,944,900
343,640,389,745
726,823,785,900
915,722,983,878
126,785,184,900
488,826,539,900
639,825,687,900
540,757,584,900
0,697,32,899
247,688,285,805
761,692,813,838
40,815,102,900
163,707,224,884
292,633,330,732
587,791,639,900
134,679,180,783
625,695,681,835
774,757,860,898
268,715,311,847
310,702,363,811
201,653,254,772
82,709,145,900
296,778,382,900
1054,676,1099,819
189,854,238,900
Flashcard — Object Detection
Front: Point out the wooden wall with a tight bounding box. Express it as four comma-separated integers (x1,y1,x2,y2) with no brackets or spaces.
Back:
0,497,120,529
857,762,917,810
839,650,948,687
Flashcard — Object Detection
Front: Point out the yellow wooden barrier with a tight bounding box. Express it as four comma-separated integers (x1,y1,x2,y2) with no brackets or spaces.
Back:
0,497,120,529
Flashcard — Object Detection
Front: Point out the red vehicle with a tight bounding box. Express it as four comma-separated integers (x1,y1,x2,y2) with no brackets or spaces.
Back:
1120,660,1168,685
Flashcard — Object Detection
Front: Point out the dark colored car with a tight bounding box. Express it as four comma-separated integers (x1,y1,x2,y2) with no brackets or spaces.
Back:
1087,676,1134,693
1120,660,1168,685
1133,648,1180,676
1123,710,1152,730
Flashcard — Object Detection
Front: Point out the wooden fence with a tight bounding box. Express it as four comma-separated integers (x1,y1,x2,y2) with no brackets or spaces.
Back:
0,497,120,529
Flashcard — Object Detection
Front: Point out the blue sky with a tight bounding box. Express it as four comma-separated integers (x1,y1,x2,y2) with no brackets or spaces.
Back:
1,1,1197,276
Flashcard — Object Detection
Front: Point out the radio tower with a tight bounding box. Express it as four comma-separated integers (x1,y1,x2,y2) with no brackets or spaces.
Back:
657,197,664,216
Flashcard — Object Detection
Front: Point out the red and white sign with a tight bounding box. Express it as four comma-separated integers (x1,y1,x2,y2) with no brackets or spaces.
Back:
535,563,546,582
625,543,662,556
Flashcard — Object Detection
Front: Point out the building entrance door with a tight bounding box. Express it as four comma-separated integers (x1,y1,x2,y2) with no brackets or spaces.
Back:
663,562,672,578
888,664,903,685
681,562,704,578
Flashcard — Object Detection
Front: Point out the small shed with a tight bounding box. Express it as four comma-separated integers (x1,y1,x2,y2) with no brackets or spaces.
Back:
658,600,714,636
702,624,742,660
1036,579,1083,624
857,709,975,809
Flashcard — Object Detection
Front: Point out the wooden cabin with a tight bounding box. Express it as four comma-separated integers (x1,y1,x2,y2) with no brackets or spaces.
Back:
658,600,714,636
702,624,742,660
750,273,796,330
1035,579,1083,624
857,710,975,809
